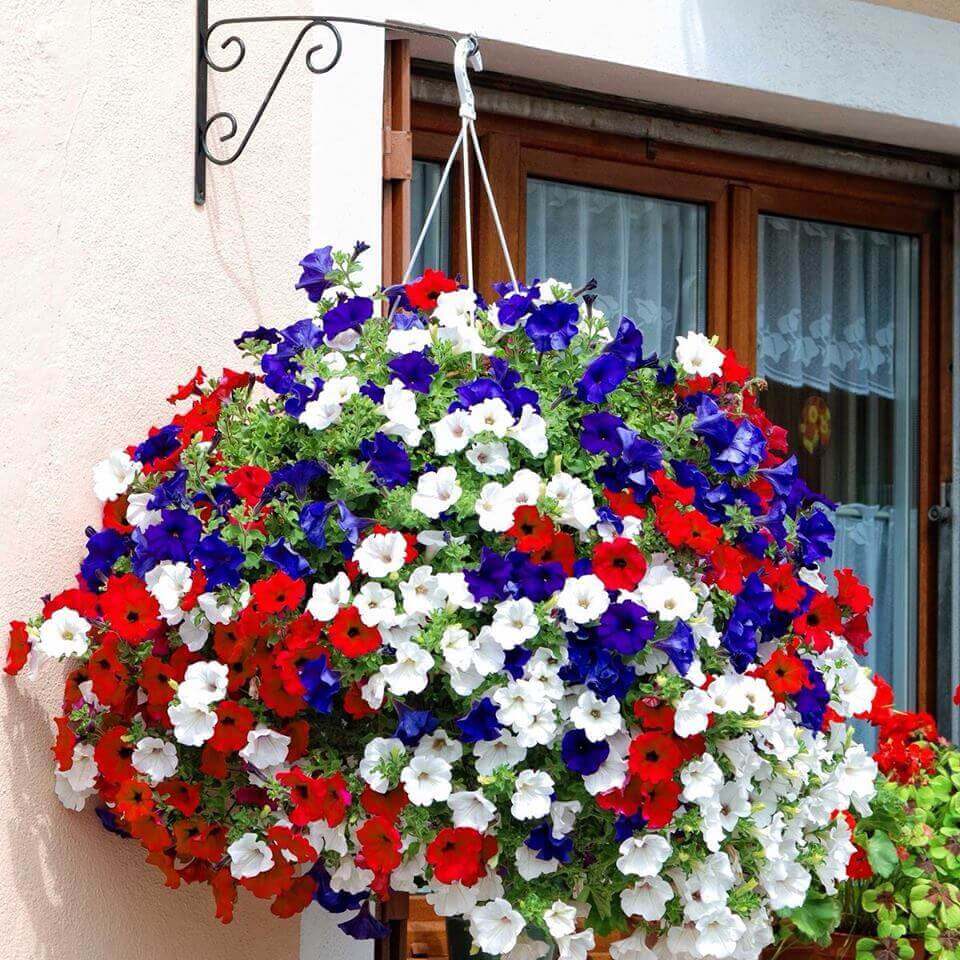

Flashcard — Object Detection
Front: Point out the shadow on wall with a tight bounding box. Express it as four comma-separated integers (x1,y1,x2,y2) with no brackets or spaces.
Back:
1,678,299,960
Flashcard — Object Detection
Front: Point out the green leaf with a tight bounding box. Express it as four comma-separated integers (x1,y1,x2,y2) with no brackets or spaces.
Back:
780,889,841,946
868,832,902,878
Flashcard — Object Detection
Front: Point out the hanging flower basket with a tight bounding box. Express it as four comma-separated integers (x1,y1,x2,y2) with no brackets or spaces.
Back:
7,245,881,959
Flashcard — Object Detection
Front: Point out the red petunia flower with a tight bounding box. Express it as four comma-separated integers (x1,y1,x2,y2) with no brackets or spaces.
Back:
211,869,238,924
593,538,647,591
328,606,382,658
271,876,316,919
642,779,682,829
632,698,675,733
43,587,101,622
173,818,227,862
116,778,156,822
721,349,751,386
404,269,458,312
158,778,201,816
651,470,696,507
225,465,271,507
145,849,181,889
200,743,230,779
705,543,750,594
267,825,317,864
360,785,409,822
5,621,30,676
760,563,807,614
281,719,311,762
241,856,294,900
603,488,647,519
88,639,130,707
531,530,576,575
99,574,162,641
277,768,351,827
843,614,871,656
834,568,873,616
507,507,556,553
128,815,173,853
251,571,306,616
209,700,256,753
95,725,136,783
357,815,402,873
757,648,808,698
628,732,683,785
425,827,494,887
52,716,77,771
167,366,206,404
101,497,134,534
343,681,377,718
792,593,842,651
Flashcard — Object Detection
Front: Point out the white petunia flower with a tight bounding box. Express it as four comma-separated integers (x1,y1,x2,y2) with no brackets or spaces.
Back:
354,531,408,578
448,789,496,831
93,449,139,502
401,755,452,806
508,406,548,458
427,881,479,917
380,380,423,446
145,561,193,623
228,833,274,879
177,660,229,710
557,575,610,625
307,572,352,622
616,834,671,877
475,481,516,532
382,641,434,696
318,375,360,405
37,608,91,659
467,440,512,476
510,769,554,820
431,409,474,455
675,331,724,379
641,575,698,621
674,686,713,737
543,901,577,938
516,845,559,880
415,729,463,765
608,930,658,960
491,598,540,649
694,907,746,959
132,736,179,783
473,732,526,776
168,702,216,746
620,876,674,921
239,726,291,770
399,566,445,617
546,473,598,531
680,754,723,803
557,931,595,960
360,737,405,793
470,899,526,956
760,858,811,910
493,679,550,729
300,399,343,432
355,582,397,627
468,398,514,438
411,466,462,519
570,690,623,742
54,743,98,810
126,491,162,530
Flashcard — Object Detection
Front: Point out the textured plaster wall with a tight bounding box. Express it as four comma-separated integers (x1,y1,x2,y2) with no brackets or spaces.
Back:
0,2,365,958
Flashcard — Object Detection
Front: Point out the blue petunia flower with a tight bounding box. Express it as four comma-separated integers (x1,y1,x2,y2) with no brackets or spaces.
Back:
580,412,626,456
656,620,696,676
465,548,512,603
132,509,203,576
299,655,341,714
263,538,312,579
234,325,280,347
148,469,188,510
134,424,181,466
607,317,657,369
597,601,655,655
193,533,245,589
503,645,533,679
793,660,830,731
336,500,372,545
513,559,565,603
722,572,774,672
524,301,579,352
300,501,333,549
322,296,374,341
309,862,367,913
525,823,574,862
295,246,334,302
359,432,410,489
339,904,390,941
796,508,835,565
394,702,438,746
267,460,327,499
561,728,609,775
80,529,130,588
455,698,502,743
388,351,439,394
693,395,766,477
577,352,628,403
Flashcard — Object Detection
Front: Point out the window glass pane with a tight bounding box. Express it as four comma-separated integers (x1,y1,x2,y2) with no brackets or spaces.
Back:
525,178,707,352
410,160,451,278
757,215,919,711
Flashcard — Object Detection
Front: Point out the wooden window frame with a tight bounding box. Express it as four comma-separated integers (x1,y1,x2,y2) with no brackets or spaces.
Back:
384,94,953,716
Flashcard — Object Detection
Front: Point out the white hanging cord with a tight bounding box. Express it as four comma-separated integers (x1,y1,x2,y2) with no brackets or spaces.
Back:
393,35,521,304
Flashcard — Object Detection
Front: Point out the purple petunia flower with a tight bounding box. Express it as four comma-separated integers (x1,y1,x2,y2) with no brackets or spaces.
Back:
388,351,439,394
268,460,327,499
561,728,609,775
134,424,181,466
339,904,390,941
580,412,626,456
394,702,438,746
577,352,628,403
309,862,367,913
359,432,410,489
80,529,130,588
455,698,502,743
656,620,696,676
597,600,655,655
524,301,579,352
335,500,372,545
192,533,245,589
322,296,373,341
465,548,512,603
300,501,333,548
299,655,341,714
796,508,835,565
525,823,573,862
693,395,766,477
263,538,312,578
295,246,334,302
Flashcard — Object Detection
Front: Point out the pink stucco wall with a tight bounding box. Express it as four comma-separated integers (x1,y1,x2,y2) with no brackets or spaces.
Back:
0,4,321,957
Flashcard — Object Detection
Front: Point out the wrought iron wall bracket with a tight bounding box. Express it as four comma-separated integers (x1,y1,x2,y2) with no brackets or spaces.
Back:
194,0,470,205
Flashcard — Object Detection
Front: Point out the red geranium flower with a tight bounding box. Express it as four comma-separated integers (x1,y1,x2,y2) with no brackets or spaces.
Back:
357,815,402,873
628,732,683,785
5,621,30,676
94,725,136,783
328,606,381,658
404,269,458,312
593,538,647,591
426,827,491,886
209,700,256,753
507,507,556,553
251,571,306,616
116,778,156,822
846,843,873,880
99,574,161,641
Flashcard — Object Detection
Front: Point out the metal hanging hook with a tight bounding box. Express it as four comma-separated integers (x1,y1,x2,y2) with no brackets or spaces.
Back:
454,35,482,120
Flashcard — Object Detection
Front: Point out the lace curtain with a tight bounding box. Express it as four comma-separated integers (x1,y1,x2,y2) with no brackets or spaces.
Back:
525,178,706,351
758,215,919,707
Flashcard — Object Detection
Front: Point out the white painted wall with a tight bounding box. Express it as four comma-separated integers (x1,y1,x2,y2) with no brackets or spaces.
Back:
1,2,958,960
